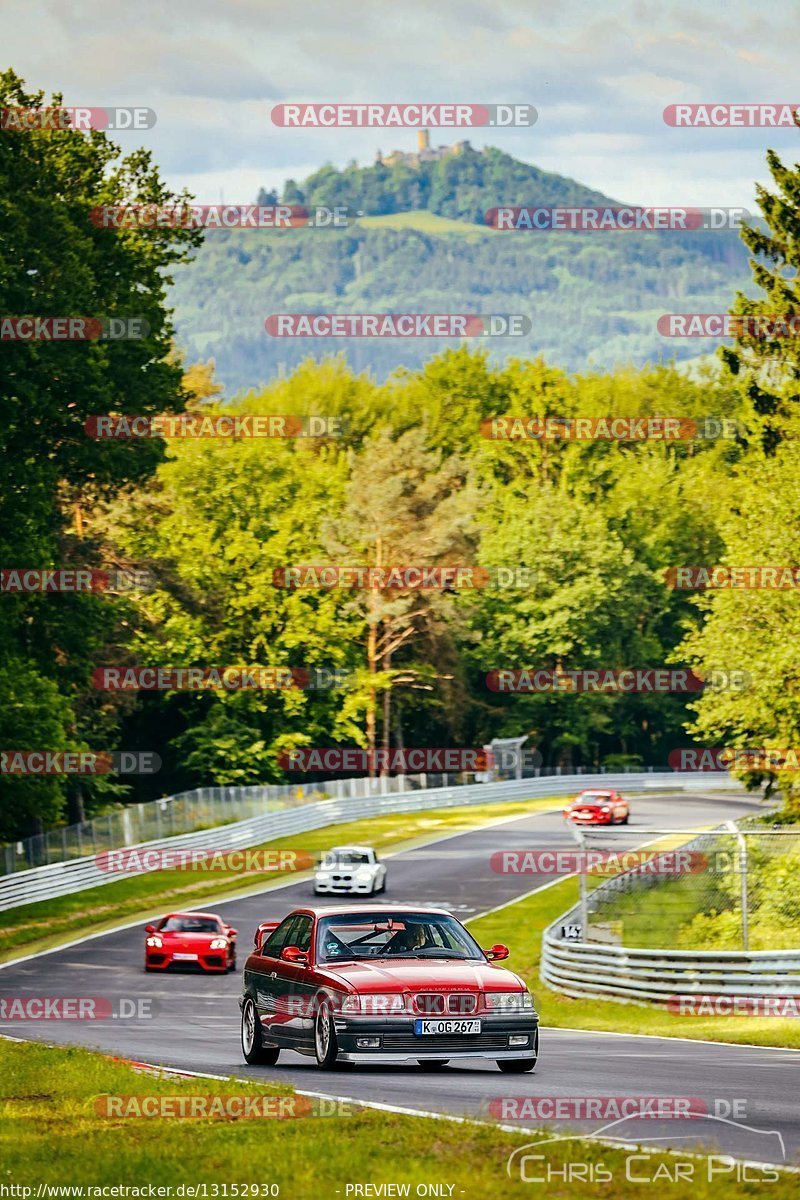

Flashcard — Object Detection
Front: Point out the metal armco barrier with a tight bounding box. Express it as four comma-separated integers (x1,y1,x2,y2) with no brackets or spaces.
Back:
0,771,737,912
540,937,800,1003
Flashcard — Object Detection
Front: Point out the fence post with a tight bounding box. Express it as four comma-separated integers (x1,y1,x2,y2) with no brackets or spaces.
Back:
573,826,588,938
727,822,749,951
738,831,749,952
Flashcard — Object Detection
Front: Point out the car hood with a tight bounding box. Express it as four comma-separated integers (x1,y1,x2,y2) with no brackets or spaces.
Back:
318,959,523,992
159,932,222,947
317,864,371,873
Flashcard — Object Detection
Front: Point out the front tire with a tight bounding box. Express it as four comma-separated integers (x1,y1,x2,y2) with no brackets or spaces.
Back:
497,1058,536,1073
241,997,280,1066
314,997,340,1069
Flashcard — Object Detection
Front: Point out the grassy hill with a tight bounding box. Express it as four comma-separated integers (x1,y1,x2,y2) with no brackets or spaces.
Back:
170,148,752,394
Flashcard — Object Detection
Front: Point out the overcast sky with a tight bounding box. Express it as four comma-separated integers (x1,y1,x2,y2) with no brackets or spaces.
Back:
6,0,800,207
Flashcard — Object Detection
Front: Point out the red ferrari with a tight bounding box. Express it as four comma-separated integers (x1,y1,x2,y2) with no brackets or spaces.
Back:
563,789,629,825
240,905,539,1072
144,911,238,973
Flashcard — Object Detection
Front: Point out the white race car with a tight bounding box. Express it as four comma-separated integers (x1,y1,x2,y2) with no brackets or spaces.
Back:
313,846,387,896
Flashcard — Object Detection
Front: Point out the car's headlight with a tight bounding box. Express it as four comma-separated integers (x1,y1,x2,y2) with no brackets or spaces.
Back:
338,994,406,1015
484,991,533,1010
601,806,611,812
209,937,228,949
146,936,162,948
355,868,373,880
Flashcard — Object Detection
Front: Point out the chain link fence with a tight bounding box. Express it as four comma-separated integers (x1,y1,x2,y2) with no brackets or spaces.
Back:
571,821,800,952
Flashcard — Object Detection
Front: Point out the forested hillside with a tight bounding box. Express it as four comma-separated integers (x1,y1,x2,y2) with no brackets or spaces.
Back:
168,145,750,391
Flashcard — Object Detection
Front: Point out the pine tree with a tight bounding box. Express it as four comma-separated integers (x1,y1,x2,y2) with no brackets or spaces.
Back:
721,139,800,453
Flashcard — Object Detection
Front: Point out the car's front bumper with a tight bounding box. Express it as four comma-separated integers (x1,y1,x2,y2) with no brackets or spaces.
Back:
332,1015,539,1061
314,879,374,894
145,952,228,972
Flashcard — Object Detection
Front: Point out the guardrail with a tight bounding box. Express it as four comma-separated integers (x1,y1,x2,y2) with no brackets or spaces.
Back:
0,770,739,913
539,820,800,1004
540,938,800,1003
1,763,693,876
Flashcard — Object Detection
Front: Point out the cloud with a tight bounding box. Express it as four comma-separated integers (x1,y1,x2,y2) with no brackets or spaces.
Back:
2,0,797,209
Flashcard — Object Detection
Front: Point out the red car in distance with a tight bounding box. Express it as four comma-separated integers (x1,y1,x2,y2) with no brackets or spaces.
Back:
563,789,629,825
144,911,238,973
240,905,539,1072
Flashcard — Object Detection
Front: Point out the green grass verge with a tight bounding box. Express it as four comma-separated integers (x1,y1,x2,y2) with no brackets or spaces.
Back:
1,1039,792,1196
357,210,490,236
592,836,800,952
0,796,561,961
468,878,800,1049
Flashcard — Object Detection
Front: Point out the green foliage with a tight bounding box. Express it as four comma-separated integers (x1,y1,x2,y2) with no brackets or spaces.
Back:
720,146,800,453
292,144,619,223
0,70,201,837
94,350,748,794
171,218,750,390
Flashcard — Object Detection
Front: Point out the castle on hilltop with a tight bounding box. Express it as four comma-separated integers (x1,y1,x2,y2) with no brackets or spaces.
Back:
375,129,477,168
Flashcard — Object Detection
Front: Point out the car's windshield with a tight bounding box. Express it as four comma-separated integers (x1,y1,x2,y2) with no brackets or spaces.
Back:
161,916,221,933
323,851,371,866
316,912,484,963
577,794,609,803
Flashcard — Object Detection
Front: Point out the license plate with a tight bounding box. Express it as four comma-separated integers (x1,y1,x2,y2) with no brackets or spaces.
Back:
173,953,198,961
414,1019,481,1035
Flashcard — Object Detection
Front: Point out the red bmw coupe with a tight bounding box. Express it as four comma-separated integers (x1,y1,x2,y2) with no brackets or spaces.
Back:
240,905,539,1072
144,911,238,973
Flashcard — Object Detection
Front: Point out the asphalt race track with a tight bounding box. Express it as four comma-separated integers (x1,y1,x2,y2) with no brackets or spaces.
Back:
3,790,798,1168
